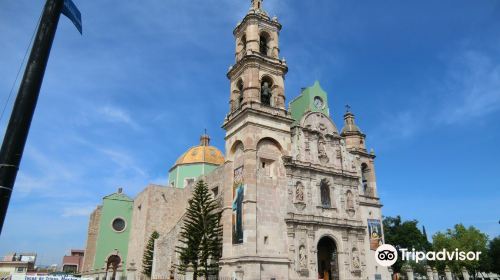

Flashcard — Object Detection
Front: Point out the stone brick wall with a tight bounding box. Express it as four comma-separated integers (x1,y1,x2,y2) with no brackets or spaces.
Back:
151,167,225,279
126,184,192,279
151,213,185,280
82,206,102,273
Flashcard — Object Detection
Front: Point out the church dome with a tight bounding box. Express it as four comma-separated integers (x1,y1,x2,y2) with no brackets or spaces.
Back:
174,134,224,166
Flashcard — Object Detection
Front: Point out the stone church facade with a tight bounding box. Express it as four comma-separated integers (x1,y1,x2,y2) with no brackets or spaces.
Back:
83,1,390,279
152,1,390,279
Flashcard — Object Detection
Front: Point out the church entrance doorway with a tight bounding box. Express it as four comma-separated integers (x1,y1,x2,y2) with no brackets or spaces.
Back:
317,236,339,280
104,254,121,280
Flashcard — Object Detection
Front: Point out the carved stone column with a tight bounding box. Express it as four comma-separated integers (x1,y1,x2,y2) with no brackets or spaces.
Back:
403,264,414,280
126,262,136,280
426,265,434,280
445,265,452,280
462,267,470,280
432,267,439,280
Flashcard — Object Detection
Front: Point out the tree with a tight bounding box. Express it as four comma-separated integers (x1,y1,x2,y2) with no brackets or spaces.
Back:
176,180,223,279
432,224,489,279
383,216,431,274
142,230,160,278
488,236,500,274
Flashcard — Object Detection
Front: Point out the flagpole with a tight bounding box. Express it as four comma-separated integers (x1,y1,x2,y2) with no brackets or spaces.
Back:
0,0,64,235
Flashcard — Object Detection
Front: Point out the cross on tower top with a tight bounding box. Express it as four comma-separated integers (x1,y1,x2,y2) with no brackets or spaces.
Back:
345,104,351,113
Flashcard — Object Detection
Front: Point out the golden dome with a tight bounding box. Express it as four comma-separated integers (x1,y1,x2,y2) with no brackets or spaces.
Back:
174,134,225,166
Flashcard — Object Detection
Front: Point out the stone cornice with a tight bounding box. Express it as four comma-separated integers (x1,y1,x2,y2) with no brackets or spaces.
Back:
220,255,290,265
227,53,288,79
224,120,291,142
348,149,376,159
233,13,282,36
358,195,383,208
223,103,293,136
285,213,366,231
283,157,360,181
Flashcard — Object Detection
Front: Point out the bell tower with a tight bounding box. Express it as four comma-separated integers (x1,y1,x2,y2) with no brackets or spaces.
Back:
227,0,288,113
221,1,293,278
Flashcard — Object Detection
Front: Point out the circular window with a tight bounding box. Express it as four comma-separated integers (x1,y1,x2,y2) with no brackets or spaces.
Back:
112,217,126,232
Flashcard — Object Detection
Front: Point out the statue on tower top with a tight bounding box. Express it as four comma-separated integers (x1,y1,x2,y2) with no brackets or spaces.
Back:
252,0,263,10
250,0,268,16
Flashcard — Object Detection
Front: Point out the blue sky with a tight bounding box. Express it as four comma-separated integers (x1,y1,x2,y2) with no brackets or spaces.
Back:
0,0,499,265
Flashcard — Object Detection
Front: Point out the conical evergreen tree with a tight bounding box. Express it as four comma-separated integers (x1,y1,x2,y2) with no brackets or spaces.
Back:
176,180,223,279
422,225,432,251
142,230,160,278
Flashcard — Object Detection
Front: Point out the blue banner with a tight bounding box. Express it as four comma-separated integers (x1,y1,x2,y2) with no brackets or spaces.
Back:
62,0,82,34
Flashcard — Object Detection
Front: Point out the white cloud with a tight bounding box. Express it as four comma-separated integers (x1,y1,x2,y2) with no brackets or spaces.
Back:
371,44,500,146
438,50,500,124
15,147,82,198
62,205,96,218
99,148,147,177
98,106,138,128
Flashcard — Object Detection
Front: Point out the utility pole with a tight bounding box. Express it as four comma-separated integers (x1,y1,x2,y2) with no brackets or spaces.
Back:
0,0,64,234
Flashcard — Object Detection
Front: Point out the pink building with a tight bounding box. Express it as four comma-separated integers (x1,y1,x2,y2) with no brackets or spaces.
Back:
61,249,84,274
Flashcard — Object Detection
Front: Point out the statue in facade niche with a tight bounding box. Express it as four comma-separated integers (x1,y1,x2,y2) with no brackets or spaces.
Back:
318,137,326,155
299,245,307,269
352,249,361,270
295,182,304,202
346,191,354,210
318,136,329,163
261,82,272,105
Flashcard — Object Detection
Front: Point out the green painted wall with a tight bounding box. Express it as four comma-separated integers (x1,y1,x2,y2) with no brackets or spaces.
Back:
168,163,219,188
93,192,133,270
289,80,330,122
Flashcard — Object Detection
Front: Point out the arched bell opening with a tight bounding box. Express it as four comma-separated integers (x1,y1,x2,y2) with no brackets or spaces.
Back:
259,31,271,56
237,79,244,107
260,76,274,106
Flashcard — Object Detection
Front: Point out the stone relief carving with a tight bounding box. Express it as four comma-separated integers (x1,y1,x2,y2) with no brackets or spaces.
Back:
304,136,311,161
291,112,341,165
294,130,302,161
339,141,356,172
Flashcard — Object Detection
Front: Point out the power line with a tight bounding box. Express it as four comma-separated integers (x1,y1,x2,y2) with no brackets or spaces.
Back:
0,9,44,124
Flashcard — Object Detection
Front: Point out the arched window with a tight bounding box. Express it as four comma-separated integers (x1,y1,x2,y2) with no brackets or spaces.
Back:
237,79,244,106
260,76,273,106
320,179,331,208
361,163,369,195
259,32,270,55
